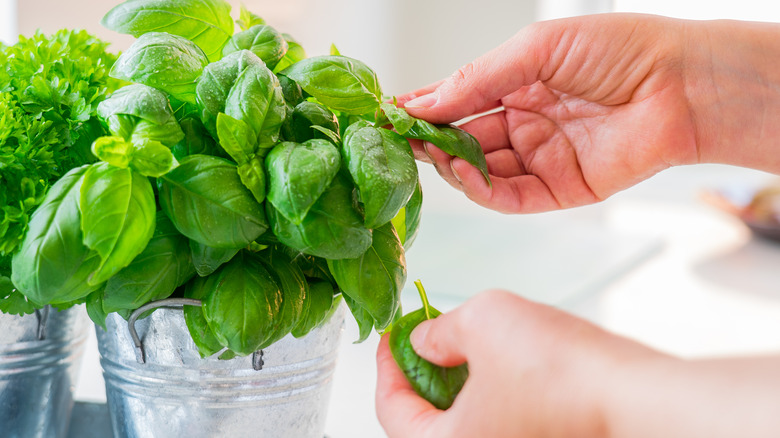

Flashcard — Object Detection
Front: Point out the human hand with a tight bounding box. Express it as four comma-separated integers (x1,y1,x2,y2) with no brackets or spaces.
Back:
399,14,780,213
375,290,665,438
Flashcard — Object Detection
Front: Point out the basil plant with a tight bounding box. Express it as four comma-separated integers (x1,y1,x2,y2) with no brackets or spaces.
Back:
7,0,490,358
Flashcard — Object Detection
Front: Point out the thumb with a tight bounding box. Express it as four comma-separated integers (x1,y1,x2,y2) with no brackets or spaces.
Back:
402,23,555,124
410,311,470,367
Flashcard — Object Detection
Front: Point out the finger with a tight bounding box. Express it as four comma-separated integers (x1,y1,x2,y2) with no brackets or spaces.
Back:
450,160,564,214
402,26,554,124
375,334,441,437
409,310,472,368
424,143,460,190
485,149,526,179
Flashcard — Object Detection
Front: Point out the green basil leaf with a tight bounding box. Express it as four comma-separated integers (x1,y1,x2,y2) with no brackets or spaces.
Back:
184,279,226,358
130,138,179,177
391,179,423,250
196,50,286,148
327,222,405,330
97,84,185,147
277,73,304,108
110,32,209,104
237,4,265,31
281,100,340,143
406,119,490,184
102,214,194,313
390,306,468,410
267,172,372,259
260,248,307,342
343,122,418,228
237,156,266,204
158,154,268,249
342,293,374,344
216,112,257,164
291,280,334,338
222,24,288,70
380,102,415,134
91,136,133,169
265,139,341,224
80,163,156,285
280,55,382,115
200,251,283,355
101,0,234,62
171,118,220,160
189,240,240,277
11,166,102,305
85,288,109,330
272,34,307,73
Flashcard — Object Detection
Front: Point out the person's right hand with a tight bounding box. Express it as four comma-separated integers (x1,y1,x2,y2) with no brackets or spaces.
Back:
398,14,780,214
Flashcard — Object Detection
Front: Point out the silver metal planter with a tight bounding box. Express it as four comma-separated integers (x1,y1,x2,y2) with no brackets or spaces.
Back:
0,305,90,438
96,300,346,438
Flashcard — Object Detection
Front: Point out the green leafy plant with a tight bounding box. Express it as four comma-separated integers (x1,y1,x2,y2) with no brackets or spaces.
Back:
3,0,492,361
389,280,469,410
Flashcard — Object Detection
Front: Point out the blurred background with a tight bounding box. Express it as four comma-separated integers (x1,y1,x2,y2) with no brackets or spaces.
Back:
4,0,780,436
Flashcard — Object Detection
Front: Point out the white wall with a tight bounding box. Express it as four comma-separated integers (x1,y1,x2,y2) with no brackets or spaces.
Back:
0,0,16,45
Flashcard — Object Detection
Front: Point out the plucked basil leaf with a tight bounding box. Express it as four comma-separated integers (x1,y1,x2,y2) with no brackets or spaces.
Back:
158,155,268,249
102,215,194,313
267,172,372,260
80,162,156,285
280,55,382,115
407,120,490,184
11,166,102,305
102,0,234,62
110,32,209,104
223,24,288,70
343,122,418,228
327,223,405,330
265,139,341,224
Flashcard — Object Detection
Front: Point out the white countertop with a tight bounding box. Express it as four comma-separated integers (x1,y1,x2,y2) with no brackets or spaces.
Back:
75,163,780,437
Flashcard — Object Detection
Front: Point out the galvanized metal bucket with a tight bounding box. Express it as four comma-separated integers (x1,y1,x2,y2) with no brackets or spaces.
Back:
96,299,346,438
0,305,90,438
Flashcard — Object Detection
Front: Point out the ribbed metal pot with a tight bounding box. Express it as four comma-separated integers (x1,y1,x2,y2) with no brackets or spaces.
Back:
96,302,346,438
0,305,90,438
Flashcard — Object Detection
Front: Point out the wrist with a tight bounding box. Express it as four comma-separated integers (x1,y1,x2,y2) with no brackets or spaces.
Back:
683,19,780,172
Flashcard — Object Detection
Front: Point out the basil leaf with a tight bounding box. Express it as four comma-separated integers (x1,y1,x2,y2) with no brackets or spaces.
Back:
222,24,288,70
391,179,423,250
216,112,257,164
380,102,415,134
131,138,179,177
171,118,220,160
102,215,194,314
390,305,468,410
280,55,382,115
267,172,372,260
85,288,109,330
184,279,227,358
110,32,209,105
281,100,340,143
237,5,265,31
79,163,156,285
102,0,234,62
260,248,307,343
200,251,283,355
11,166,102,305
327,223,405,330
91,136,133,169
196,50,286,149
343,122,418,228
272,34,307,73
342,293,374,343
291,280,334,338
189,240,240,277
158,155,268,249
407,120,490,184
97,84,185,147
237,156,267,204
265,139,341,224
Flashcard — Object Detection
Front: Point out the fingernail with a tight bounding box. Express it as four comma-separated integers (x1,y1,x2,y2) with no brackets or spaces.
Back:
450,160,463,184
410,320,431,351
404,92,438,109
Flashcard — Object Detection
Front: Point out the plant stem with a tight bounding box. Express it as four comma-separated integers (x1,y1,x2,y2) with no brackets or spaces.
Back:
414,279,431,320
